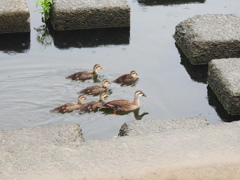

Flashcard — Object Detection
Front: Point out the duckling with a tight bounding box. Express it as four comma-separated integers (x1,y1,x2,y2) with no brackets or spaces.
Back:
98,90,148,112
51,95,87,113
114,70,138,84
66,64,104,80
79,92,109,113
78,79,111,96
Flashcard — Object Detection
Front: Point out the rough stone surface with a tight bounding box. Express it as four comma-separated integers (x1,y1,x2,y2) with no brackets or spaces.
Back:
174,14,240,65
0,123,83,152
138,0,205,6
0,0,30,34
50,0,130,31
1,121,240,179
119,117,209,136
208,58,240,115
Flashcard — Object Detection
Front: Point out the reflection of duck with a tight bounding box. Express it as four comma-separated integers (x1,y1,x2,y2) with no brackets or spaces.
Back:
78,79,111,96
114,70,138,84
66,64,104,80
79,92,109,113
98,90,148,113
101,107,149,120
51,95,87,113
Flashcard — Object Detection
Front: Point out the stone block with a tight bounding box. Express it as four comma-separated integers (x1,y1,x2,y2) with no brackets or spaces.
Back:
0,124,84,151
0,0,30,34
50,0,130,31
138,0,205,6
208,58,240,115
119,117,208,136
174,14,240,65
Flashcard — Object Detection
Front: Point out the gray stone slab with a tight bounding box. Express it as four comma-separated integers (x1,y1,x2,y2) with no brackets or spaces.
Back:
1,121,240,179
0,123,83,152
119,117,208,136
0,0,30,34
50,0,130,31
208,58,240,115
174,14,240,65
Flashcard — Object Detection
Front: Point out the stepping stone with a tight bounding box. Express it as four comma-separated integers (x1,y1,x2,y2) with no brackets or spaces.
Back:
208,58,240,115
174,14,240,65
0,0,30,34
0,124,84,151
50,0,130,31
138,0,205,6
119,117,208,136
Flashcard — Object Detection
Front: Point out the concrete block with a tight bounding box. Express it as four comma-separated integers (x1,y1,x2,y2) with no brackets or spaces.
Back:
0,123,84,151
174,14,240,65
119,117,209,136
50,0,130,31
208,58,240,115
138,0,205,6
0,0,30,34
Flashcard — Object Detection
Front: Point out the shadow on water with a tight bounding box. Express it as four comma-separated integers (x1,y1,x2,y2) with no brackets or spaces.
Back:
207,86,240,122
0,33,30,54
138,0,205,6
119,78,139,87
46,23,130,49
100,108,149,120
175,43,208,84
33,20,130,49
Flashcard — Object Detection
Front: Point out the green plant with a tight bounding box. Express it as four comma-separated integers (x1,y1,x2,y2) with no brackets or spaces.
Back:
36,0,53,20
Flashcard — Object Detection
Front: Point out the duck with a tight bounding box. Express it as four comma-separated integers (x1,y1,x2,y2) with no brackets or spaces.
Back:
66,64,104,80
79,92,109,113
98,90,148,113
78,79,111,96
51,95,87,113
114,70,138,84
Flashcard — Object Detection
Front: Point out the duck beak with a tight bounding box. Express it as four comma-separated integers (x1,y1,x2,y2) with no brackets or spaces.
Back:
143,93,149,97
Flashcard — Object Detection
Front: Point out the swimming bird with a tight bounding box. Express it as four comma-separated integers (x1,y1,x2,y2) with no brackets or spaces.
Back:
78,79,111,96
51,95,87,113
79,92,109,113
66,64,104,80
98,90,148,113
114,70,138,84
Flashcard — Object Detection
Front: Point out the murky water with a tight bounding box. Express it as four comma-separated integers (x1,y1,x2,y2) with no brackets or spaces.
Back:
0,0,240,139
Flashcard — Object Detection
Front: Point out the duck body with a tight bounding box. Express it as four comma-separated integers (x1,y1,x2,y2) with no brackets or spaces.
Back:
114,70,138,84
79,79,111,96
79,92,109,113
99,90,147,112
51,95,87,113
66,64,103,80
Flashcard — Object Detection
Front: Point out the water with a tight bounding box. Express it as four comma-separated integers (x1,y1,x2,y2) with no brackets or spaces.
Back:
0,0,240,140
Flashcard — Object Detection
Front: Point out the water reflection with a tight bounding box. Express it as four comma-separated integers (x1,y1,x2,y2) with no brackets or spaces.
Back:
34,21,53,47
100,108,149,120
138,0,205,6
176,43,208,84
207,86,240,122
0,33,30,54
49,26,130,49
119,78,139,87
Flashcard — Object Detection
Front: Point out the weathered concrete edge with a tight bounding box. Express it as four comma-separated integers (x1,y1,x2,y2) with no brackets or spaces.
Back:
119,117,209,136
173,34,201,65
1,120,240,179
0,123,84,151
207,59,240,115
0,0,30,34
